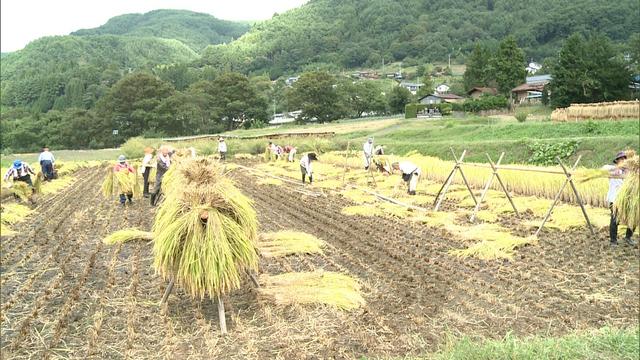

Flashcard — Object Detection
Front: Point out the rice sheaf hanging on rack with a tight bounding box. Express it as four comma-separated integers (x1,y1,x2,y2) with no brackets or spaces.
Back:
152,157,259,300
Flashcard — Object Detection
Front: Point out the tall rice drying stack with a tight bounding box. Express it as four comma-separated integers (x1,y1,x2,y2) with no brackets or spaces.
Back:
614,152,639,229
153,157,258,307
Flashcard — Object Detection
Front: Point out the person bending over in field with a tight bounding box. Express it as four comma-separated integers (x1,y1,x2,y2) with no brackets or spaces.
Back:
114,155,135,206
38,146,56,181
151,145,172,206
300,152,318,184
603,151,636,247
392,161,421,195
284,145,297,162
4,160,36,187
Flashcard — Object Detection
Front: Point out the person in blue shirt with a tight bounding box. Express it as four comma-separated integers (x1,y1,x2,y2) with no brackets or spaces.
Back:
38,146,56,181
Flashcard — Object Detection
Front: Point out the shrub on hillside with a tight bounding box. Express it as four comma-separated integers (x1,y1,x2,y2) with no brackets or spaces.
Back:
515,112,528,122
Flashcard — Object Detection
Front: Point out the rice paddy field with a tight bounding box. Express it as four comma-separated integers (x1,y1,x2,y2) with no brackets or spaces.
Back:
0,152,638,358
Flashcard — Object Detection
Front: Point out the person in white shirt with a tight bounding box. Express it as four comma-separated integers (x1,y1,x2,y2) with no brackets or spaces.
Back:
4,160,36,187
392,161,421,195
603,151,636,247
140,147,155,198
38,146,56,180
299,153,318,184
363,138,374,170
218,138,227,161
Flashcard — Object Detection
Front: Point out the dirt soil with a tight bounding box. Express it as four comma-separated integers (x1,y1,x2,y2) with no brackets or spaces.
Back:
1,166,638,359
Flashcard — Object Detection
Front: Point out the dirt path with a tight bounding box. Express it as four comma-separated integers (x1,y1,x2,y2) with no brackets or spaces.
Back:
0,166,638,359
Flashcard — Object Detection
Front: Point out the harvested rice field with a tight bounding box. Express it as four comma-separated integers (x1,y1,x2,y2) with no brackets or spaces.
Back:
0,164,638,359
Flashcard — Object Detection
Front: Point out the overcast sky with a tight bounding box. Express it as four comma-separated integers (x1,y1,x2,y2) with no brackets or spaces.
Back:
1,0,308,52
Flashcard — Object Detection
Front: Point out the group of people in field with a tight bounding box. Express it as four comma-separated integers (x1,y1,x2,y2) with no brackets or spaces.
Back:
4,138,634,247
3,146,57,190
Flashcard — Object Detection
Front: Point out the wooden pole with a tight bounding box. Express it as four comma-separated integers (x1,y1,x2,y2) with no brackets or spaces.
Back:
487,153,519,217
217,295,227,335
450,148,477,205
434,150,467,211
557,157,595,236
247,270,260,288
469,153,504,222
342,141,351,186
432,166,457,207
159,279,174,306
535,156,582,237
350,185,429,212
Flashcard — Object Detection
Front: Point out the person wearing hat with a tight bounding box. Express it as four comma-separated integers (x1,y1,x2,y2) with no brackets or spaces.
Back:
151,145,172,206
602,151,636,247
38,146,56,181
392,161,421,195
218,137,227,161
3,160,36,187
140,147,155,198
114,155,135,206
363,138,374,170
300,152,318,184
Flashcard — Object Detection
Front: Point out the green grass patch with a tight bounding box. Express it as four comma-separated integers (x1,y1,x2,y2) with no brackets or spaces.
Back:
430,326,639,360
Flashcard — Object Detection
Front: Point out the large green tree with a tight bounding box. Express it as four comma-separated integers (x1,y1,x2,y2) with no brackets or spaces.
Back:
463,44,493,91
286,71,345,123
387,86,412,114
547,33,631,108
210,72,269,130
492,37,527,95
95,72,174,145
340,81,387,118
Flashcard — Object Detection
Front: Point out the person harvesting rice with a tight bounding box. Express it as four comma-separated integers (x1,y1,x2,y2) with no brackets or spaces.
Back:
151,145,172,206
363,138,374,170
38,146,56,181
392,161,421,195
113,155,135,206
4,160,36,187
218,137,227,161
300,153,318,184
603,151,637,247
140,147,155,198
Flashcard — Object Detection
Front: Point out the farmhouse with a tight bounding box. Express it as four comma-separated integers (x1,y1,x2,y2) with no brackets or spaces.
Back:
467,87,497,99
418,93,464,105
399,81,424,94
512,74,552,104
435,84,450,94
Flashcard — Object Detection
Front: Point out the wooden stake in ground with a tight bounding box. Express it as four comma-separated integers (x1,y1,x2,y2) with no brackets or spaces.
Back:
342,141,351,187
217,295,227,335
535,156,594,236
433,149,475,211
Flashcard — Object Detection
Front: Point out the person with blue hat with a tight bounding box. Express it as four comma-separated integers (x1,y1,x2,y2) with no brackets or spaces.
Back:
602,151,636,247
3,159,36,186
113,155,135,206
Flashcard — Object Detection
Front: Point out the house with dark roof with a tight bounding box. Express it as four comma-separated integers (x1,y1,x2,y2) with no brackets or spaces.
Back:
512,74,552,104
467,87,498,99
418,93,464,105
399,81,424,94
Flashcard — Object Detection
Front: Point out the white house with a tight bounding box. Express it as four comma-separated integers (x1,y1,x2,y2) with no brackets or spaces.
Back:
399,82,424,95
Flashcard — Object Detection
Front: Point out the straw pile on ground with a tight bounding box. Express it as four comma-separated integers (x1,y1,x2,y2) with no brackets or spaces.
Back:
103,228,153,245
259,271,365,310
259,231,325,257
153,157,259,300
614,153,639,229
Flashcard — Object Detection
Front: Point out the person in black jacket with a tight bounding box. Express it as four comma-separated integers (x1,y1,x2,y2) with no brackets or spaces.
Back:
150,146,172,206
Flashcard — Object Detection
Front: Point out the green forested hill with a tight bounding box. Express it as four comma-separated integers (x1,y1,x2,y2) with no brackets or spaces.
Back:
72,9,250,52
201,0,639,77
0,35,198,112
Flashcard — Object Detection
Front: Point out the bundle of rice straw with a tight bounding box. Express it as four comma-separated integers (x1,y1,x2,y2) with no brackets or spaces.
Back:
153,157,258,300
101,166,141,198
614,153,639,229
103,228,153,245
9,182,32,202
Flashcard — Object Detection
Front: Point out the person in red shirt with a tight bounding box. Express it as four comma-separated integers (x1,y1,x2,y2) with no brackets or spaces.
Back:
283,145,297,162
